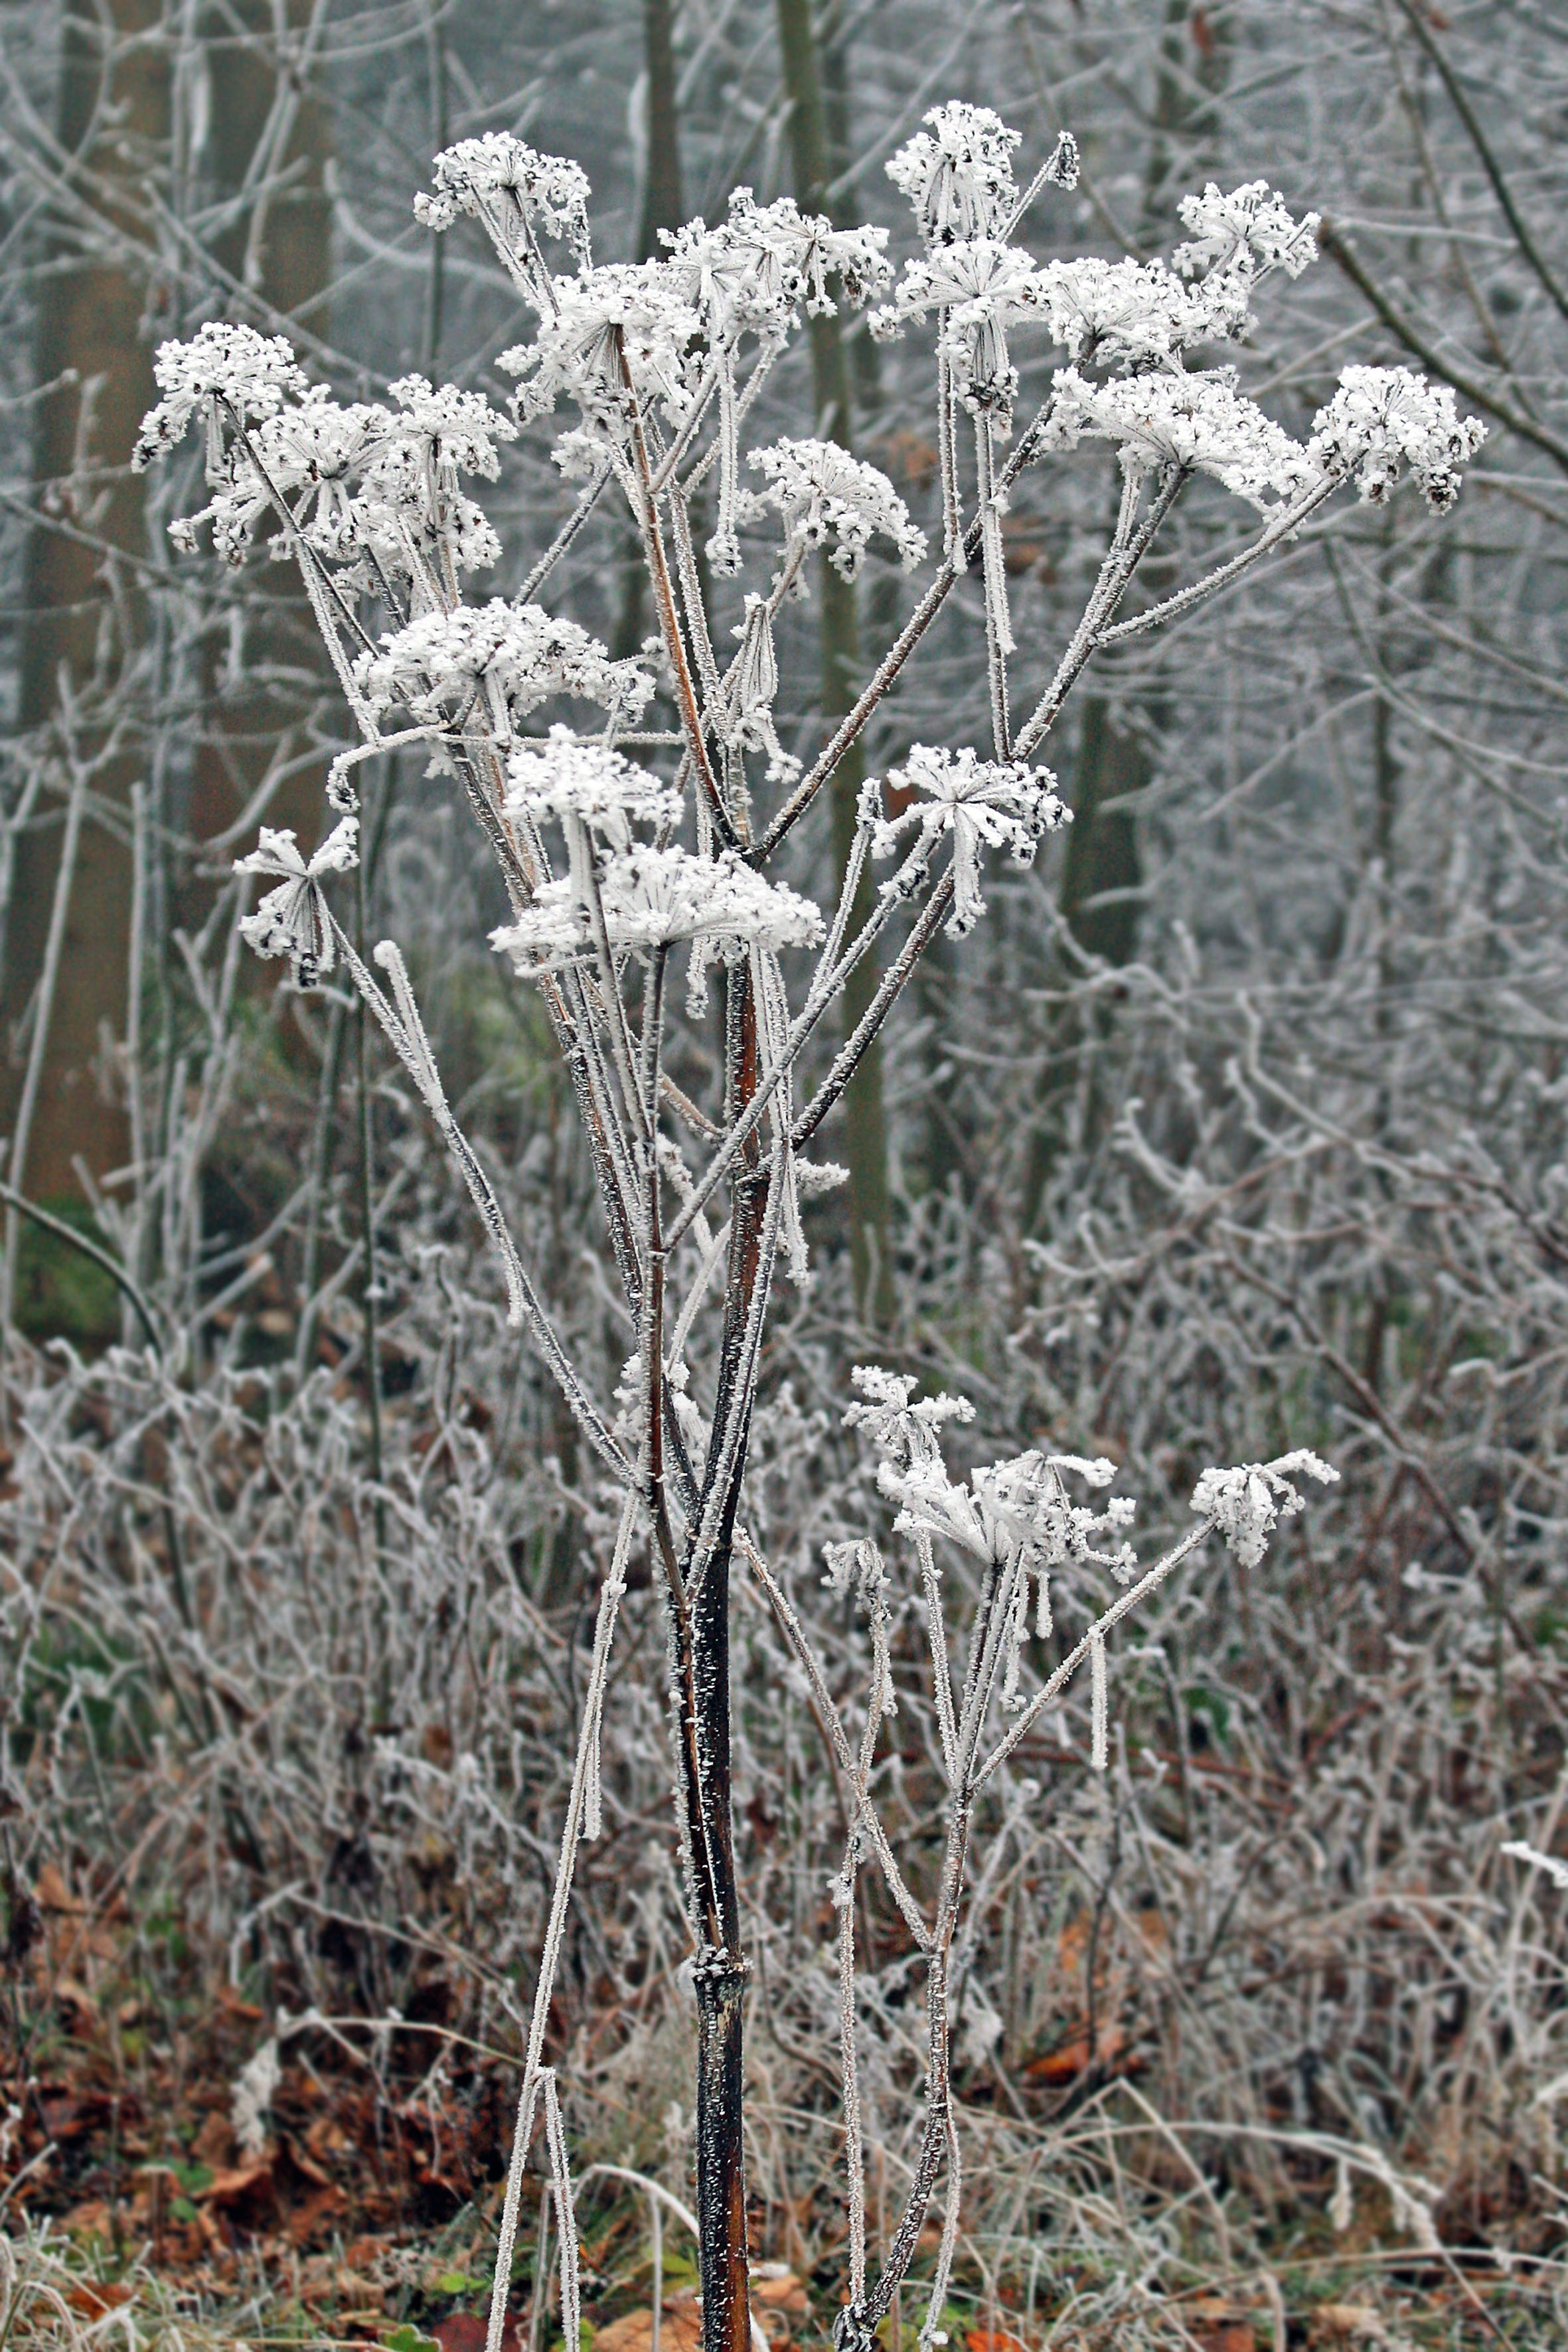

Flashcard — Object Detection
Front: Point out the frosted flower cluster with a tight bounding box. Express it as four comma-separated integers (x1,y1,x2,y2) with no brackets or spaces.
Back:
150,366,516,598
501,262,702,439
886,102,1023,246
491,844,822,976
846,1367,1138,1697
355,601,651,746
880,1441,1137,1589
1044,365,1320,510
1191,1450,1339,1571
743,438,926,579
662,189,890,340
1309,366,1487,512
1172,180,1320,283
878,240,1044,430
133,321,307,468
414,134,591,274
234,817,358,990
1032,254,1246,368
505,729,682,842
870,745,1067,935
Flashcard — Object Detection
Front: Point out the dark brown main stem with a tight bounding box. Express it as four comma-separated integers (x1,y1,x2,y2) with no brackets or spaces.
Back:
681,965,765,2352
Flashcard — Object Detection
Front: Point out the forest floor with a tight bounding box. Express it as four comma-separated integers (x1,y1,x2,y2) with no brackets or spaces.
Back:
3,1958,1557,2351
3,1857,1561,2350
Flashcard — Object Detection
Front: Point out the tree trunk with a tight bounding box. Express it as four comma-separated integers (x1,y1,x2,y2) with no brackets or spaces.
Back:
1060,694,1148,969
2,0,167,1204
777,0,893,1324
184,0,334,882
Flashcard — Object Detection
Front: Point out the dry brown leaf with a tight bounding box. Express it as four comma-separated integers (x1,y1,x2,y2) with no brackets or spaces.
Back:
751,2274,807,2313
65,2282,135,2319
596,2305,705,2352
1184,2302,1256,2352
1308,2310,1385,2347
432,2315,521,2352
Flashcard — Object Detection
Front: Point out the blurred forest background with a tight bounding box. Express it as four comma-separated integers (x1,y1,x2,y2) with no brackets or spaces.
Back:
3,3,1568,2345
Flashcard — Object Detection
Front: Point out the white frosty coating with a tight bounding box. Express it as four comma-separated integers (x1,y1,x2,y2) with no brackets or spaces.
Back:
230,2038,281,2160
1502,1841,1568,1891
162,380,509,597
499,262,703,437
661,189,890,340
886,102,1022,246
876,241,1044,430
1042,364,1320,511
235,817,359,989
870,745,1067,936
725,596,798,783
1309,365,1488,512
1030,254,1247,368
1172,181,1320,283
356,603,652,743
505,728,682,841
1191,1450,1339,1570
415,134,592,262
491,844,823,974
659,193,892,571
878,1444,1136,1584
743,437,927,579
846,1365,1140,1735
382,374,518,482
133,321,308,468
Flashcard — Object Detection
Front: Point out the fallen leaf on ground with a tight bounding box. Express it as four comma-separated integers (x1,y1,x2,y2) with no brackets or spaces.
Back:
1308,2311,1385,2347
597,2304,704,2352
967,2329,1029,2352
431,2314,520,2352
66,2282,135,2319
751,2274,807,2313
1184,2302,1255,2352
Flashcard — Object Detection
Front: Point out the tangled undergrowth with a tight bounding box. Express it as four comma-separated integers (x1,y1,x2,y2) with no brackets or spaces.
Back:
3,1178,1567,2350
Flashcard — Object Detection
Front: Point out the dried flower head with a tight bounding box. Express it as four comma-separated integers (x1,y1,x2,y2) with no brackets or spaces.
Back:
1172,181,1320,283
356,603,651,746
491,844,823,975
744,437,927,579
887,102,1022,246
1192,1450,1339,1570
1044,365,1319,510
235,818,359,988
870,745,1067,935
415,134,592,269
133,321,308,470
1309,365,1486,511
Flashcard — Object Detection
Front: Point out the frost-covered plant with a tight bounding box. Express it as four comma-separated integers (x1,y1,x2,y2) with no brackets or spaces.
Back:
133,102,1478,2352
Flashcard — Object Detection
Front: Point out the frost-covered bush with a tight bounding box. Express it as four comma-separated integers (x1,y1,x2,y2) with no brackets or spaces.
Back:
130,104,1479,2352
